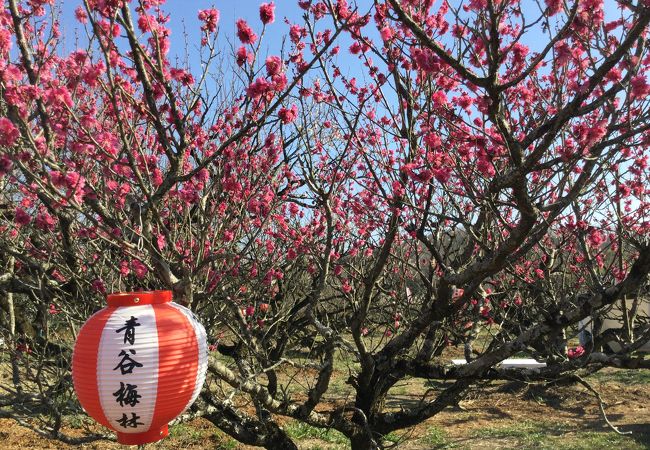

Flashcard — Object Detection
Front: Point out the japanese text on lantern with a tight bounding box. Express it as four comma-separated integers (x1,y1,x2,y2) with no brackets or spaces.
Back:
113,316,144,428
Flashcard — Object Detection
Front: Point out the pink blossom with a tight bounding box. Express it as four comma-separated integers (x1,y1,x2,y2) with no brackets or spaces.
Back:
223,229,234,242
455,93,474,111
380,26,394,41
587,229,605,247
618,183,631,198
236,19,258,44
0,28,12,54
222,175,243,194
411,169,431,183
424,133,442,148
476,157,495,177
545,0,563,15
246,77,272,99
271,73,287,91
50,171,65,188
14,207,31,226
400,162,416,176
631,75,650,100
119,260,130,276
138,14,158,33
169,68,194,85
290,24,305,44
512,42,529,67
0,118,19,146
196,168,210,183
278,104,298,124
259,2,275,25
245,305,255,316
45,87,73,108
413,48,439,73
16,342,31,354
65,171,83,189
91,279,106,294
554,41,572,66
581,0,604,10
433,168,451,184
131,259,148,278
74,6,87,23
349,42,362,54
467,0,488,9
236,46,253,66
198,8,220,33
35,211,56,231
0,155,13,177
605,67,622,84
567,346,585,359
431,91,448,107
179,183,200,203
265,56,283,76
580,120,608,148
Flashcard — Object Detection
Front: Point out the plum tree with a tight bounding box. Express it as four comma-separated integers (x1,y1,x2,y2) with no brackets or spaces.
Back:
1,1,649,449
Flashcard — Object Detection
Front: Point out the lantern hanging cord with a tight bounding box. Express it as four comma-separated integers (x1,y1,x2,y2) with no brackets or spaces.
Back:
127,194,144,252
137,208,143,252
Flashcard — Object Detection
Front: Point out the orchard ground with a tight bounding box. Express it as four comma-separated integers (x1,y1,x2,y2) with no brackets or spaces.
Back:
1,354,649,449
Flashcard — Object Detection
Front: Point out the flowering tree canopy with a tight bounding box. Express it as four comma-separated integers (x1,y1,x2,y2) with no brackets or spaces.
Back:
1,0,649,449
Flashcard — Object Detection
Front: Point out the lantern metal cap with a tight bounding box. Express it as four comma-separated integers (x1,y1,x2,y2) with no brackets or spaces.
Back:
107,290,173,307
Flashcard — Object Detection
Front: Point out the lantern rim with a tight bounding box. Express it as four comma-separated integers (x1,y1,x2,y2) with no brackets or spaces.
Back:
107,290,173,307
116,424,169,445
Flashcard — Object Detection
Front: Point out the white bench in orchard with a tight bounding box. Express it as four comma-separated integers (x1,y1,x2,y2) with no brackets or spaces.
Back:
451,358,547,369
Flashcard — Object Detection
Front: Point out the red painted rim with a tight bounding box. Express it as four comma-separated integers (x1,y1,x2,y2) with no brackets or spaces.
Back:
107,290,173,307
116,424,169,445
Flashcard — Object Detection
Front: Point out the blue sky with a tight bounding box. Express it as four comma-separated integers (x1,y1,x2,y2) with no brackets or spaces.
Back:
57,1,363,69
55,0,626,81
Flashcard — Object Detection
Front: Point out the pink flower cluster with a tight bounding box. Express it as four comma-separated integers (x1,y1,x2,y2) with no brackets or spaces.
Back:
246,62,287,100
567,346,585,359
265,56,283,76
259,2,275,25
0,117,19,146
278,104,298,124
236,19,257,44
198,8,220,33
0,155,13,177
246,78,272,99
236,46,254,66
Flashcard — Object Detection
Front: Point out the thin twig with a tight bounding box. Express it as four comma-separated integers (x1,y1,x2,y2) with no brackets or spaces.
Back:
574,375,632,435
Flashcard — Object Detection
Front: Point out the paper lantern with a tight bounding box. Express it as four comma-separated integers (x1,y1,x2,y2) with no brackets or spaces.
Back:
72,290,208,445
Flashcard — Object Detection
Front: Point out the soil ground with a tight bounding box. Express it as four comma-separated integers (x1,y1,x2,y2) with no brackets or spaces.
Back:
1,367,649,449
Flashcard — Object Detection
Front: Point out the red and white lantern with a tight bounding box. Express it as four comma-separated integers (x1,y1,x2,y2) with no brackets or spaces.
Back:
72,291,208,445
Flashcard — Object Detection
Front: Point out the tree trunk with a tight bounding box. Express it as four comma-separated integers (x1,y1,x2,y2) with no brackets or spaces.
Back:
350,433,377,450
202,395,298,450
262,423,297,450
